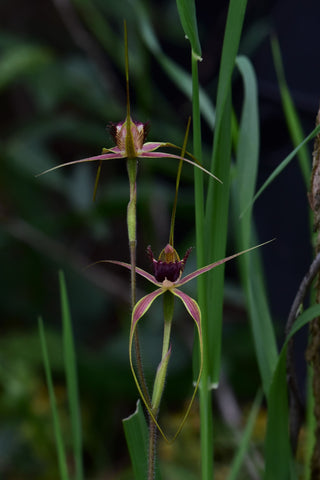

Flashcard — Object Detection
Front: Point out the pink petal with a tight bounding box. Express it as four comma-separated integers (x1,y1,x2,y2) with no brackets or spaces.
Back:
141,142,164,152
131,289,164,339
172,289,202,335
36,152,123,177
177,240,273,286
103,146,122,154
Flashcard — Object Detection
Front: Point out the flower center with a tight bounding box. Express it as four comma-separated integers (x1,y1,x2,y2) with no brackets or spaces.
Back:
147,244,192,283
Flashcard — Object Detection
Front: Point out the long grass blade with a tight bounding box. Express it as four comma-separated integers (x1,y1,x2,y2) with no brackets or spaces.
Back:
241,123,320,218
233,55,277,395
205,0,248,384
134,0,215,129
205,91,232,385
38,317,70,480
270,35,310,187
191,40,214,480
59,271,84,480
176,0,202,58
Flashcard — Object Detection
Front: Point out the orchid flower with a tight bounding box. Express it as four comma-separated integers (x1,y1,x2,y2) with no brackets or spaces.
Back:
36,24,220,197
102,240,271,442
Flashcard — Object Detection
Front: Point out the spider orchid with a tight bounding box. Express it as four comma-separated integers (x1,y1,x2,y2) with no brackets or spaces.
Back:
102,240,271,442
36,110,219,192
36,23,221,198
36,22,221,434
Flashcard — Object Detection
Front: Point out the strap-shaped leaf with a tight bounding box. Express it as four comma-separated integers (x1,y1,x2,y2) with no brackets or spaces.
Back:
176,0,202,59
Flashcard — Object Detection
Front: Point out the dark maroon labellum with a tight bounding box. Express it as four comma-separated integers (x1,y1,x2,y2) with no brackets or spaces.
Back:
147,244,192,283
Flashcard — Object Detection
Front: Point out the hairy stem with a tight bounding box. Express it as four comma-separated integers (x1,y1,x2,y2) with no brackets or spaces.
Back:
127,158,150,405
148,415,157,480
148,292,174,479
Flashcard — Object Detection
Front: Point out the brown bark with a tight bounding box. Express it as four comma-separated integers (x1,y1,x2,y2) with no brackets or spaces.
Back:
306,106,320,478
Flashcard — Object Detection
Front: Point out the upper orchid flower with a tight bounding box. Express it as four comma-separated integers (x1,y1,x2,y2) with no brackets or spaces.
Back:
103,240,271,441
36,107,220,194
36,24,221,198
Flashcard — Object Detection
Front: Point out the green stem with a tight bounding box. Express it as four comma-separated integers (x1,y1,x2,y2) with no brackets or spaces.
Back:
192,53,214,480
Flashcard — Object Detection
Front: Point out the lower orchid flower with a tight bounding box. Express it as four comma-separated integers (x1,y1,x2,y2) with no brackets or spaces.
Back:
102,240,272,442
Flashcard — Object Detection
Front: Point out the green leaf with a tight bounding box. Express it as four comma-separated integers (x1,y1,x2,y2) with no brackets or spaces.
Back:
123,401,154,480
241,123,320,217
134,0,215,129
205,91,232,384
205,0,248,384
264,344,295,480
235,55,259,241
176,0,202,58
38,317,70,480
59,271,84,480
270,35,310,187
209,0,248,148
233,55,277,395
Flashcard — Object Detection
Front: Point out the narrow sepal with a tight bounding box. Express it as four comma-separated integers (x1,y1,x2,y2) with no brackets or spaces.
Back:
36,152,123,177
97,259,159,286
139,150,221,182
177,240,274,286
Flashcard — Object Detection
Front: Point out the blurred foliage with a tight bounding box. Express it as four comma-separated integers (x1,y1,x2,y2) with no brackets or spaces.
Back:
0,0,277,478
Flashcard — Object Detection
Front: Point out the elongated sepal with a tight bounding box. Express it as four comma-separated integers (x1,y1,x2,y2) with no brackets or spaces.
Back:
35,151,124,177
177,239,275,286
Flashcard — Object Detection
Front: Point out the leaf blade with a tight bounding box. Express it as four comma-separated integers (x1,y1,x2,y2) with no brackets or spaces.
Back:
38,317,70,480
123,401,151,480
59,271,84,480
233,55,278,394
176,0,202,58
